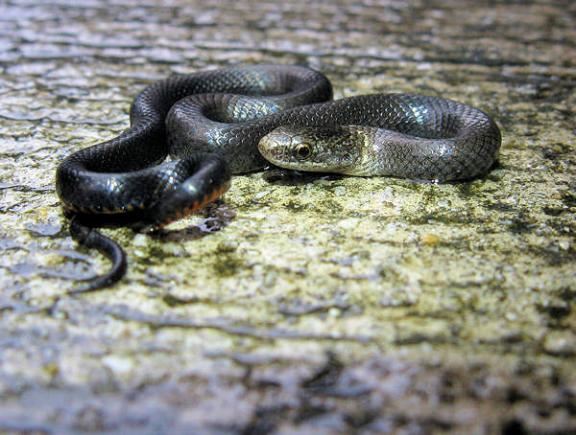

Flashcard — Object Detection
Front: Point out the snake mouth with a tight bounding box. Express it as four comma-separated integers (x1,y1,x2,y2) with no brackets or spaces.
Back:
258,126,295,166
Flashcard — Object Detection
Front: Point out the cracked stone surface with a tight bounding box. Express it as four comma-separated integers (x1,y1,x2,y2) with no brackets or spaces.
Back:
0,0,575,433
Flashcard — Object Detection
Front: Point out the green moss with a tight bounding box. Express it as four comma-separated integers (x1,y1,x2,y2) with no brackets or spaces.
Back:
211,253,245,277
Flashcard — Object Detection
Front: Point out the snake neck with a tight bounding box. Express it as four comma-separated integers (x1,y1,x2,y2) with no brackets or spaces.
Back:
341,126,384,176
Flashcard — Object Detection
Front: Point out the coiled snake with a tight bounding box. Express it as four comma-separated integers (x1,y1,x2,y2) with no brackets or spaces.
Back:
56,64,501,291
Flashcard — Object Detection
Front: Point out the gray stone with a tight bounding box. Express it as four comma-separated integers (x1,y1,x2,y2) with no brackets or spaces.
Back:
0,0,575,433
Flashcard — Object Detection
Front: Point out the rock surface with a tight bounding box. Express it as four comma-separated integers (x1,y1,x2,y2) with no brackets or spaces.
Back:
1,0,575,433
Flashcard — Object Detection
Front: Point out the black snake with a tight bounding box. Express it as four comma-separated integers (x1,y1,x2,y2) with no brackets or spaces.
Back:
56,64,501,291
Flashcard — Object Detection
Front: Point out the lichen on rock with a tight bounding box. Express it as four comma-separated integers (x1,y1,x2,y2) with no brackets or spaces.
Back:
0,0,575,433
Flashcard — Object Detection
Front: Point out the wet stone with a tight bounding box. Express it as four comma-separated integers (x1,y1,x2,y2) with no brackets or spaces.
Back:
0,0,575,433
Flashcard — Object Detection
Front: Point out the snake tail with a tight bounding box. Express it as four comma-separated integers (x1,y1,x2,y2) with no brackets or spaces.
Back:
68,217,127,293
64,153,230,290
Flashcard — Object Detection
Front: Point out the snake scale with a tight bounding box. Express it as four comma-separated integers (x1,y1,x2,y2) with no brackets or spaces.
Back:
56,64,501,291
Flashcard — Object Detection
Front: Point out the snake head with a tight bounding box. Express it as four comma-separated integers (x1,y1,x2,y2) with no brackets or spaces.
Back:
258,125,360,174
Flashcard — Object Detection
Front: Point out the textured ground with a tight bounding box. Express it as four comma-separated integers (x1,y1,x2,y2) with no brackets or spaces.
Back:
0,0,575,433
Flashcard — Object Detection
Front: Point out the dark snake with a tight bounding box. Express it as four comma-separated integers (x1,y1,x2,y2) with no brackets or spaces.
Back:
56,64,501,292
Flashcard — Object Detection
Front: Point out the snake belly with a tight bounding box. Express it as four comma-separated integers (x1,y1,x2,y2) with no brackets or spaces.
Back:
55,64,500,291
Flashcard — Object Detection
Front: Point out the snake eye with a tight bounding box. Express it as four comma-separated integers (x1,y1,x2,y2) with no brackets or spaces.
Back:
294,143,311,160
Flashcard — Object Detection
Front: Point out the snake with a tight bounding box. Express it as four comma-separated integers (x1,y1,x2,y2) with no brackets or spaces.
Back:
56,64,501,292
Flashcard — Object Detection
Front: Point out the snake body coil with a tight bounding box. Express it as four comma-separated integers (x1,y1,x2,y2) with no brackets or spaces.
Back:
56,65,501,291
